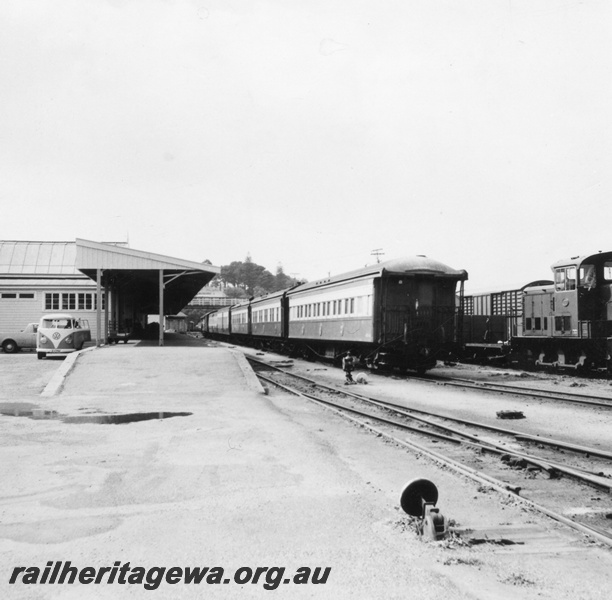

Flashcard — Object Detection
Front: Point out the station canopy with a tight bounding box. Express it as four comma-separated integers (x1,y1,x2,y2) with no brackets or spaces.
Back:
75,239,219,315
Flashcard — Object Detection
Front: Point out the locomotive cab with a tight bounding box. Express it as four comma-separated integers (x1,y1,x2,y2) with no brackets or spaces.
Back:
519,252,612,371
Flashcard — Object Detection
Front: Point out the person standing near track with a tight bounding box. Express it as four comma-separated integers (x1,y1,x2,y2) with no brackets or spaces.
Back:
342,350,355,384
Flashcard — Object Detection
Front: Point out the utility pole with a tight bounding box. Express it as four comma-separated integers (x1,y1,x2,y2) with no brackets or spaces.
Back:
371,248,384,263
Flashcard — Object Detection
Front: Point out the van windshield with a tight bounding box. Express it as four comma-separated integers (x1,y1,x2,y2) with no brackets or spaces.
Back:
42,318,77,329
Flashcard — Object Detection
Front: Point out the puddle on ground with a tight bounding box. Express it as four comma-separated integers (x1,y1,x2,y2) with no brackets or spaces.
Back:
0,403,191,424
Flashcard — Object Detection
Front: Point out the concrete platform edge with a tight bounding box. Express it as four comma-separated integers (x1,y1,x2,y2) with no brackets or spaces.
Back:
40,346,98,397
231,349,267,394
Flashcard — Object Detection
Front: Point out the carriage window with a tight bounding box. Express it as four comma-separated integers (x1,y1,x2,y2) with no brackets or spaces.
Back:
604,261,612,281
525,317,532,330
534,317,541,330
580,264,596,289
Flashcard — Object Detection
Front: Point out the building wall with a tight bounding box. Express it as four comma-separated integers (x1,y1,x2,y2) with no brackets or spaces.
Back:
165,316,187,332
0,280,104,336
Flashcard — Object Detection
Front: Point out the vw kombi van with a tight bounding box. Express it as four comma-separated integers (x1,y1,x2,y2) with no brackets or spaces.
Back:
36,313,91,359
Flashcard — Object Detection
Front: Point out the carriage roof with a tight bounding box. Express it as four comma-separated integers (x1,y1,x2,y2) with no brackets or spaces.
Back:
289,256,467,295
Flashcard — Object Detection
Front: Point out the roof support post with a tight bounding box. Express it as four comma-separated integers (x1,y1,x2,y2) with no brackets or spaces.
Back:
104,279,110,344
159,269,164,347
96,268,102,347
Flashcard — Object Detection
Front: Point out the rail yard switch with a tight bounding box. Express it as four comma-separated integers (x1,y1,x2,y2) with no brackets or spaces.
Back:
400,478,449,542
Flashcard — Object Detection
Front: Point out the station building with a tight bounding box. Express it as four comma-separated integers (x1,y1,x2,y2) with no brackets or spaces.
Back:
0,238,219,346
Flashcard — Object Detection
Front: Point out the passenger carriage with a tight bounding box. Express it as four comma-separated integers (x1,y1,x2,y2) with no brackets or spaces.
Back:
250,291,285,345
202,256,467,374
205,306,231,337
287,257,467,372
230,301,250,339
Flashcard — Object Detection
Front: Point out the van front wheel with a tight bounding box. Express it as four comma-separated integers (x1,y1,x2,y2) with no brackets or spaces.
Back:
37,352,46,360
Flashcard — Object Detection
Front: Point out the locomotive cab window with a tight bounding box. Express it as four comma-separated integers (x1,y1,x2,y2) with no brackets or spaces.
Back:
580,264,596,289
555,267,576,291
604,261,612,281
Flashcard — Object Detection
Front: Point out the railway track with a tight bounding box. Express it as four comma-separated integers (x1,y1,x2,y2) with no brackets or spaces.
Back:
416,373,612,409
218,339,612,409
248,356,612,548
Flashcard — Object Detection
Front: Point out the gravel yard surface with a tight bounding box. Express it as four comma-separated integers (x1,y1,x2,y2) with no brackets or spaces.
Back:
1,342,612,599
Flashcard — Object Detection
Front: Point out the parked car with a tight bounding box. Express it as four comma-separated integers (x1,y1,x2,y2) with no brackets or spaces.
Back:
0,323,38,353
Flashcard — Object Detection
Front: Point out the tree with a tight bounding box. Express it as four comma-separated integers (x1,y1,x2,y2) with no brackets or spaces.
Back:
215,255,302,296
273,264,291,292
225,286,248,299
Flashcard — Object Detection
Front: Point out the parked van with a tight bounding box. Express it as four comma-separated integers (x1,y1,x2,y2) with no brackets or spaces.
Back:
36,313,91,360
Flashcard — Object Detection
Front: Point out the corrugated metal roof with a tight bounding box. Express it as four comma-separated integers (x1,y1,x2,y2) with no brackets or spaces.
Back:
0,241,81,275
0,240,220,276
76,238,220,273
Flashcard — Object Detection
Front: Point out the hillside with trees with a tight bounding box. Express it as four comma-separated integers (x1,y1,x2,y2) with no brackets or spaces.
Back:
216,254,302,297
181,255,303,325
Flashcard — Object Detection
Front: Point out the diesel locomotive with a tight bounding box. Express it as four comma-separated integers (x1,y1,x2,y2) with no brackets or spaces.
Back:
202,256,468,373
463,251,612,372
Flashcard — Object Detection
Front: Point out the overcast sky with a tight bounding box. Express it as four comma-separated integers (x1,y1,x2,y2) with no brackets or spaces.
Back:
2,0,610,290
